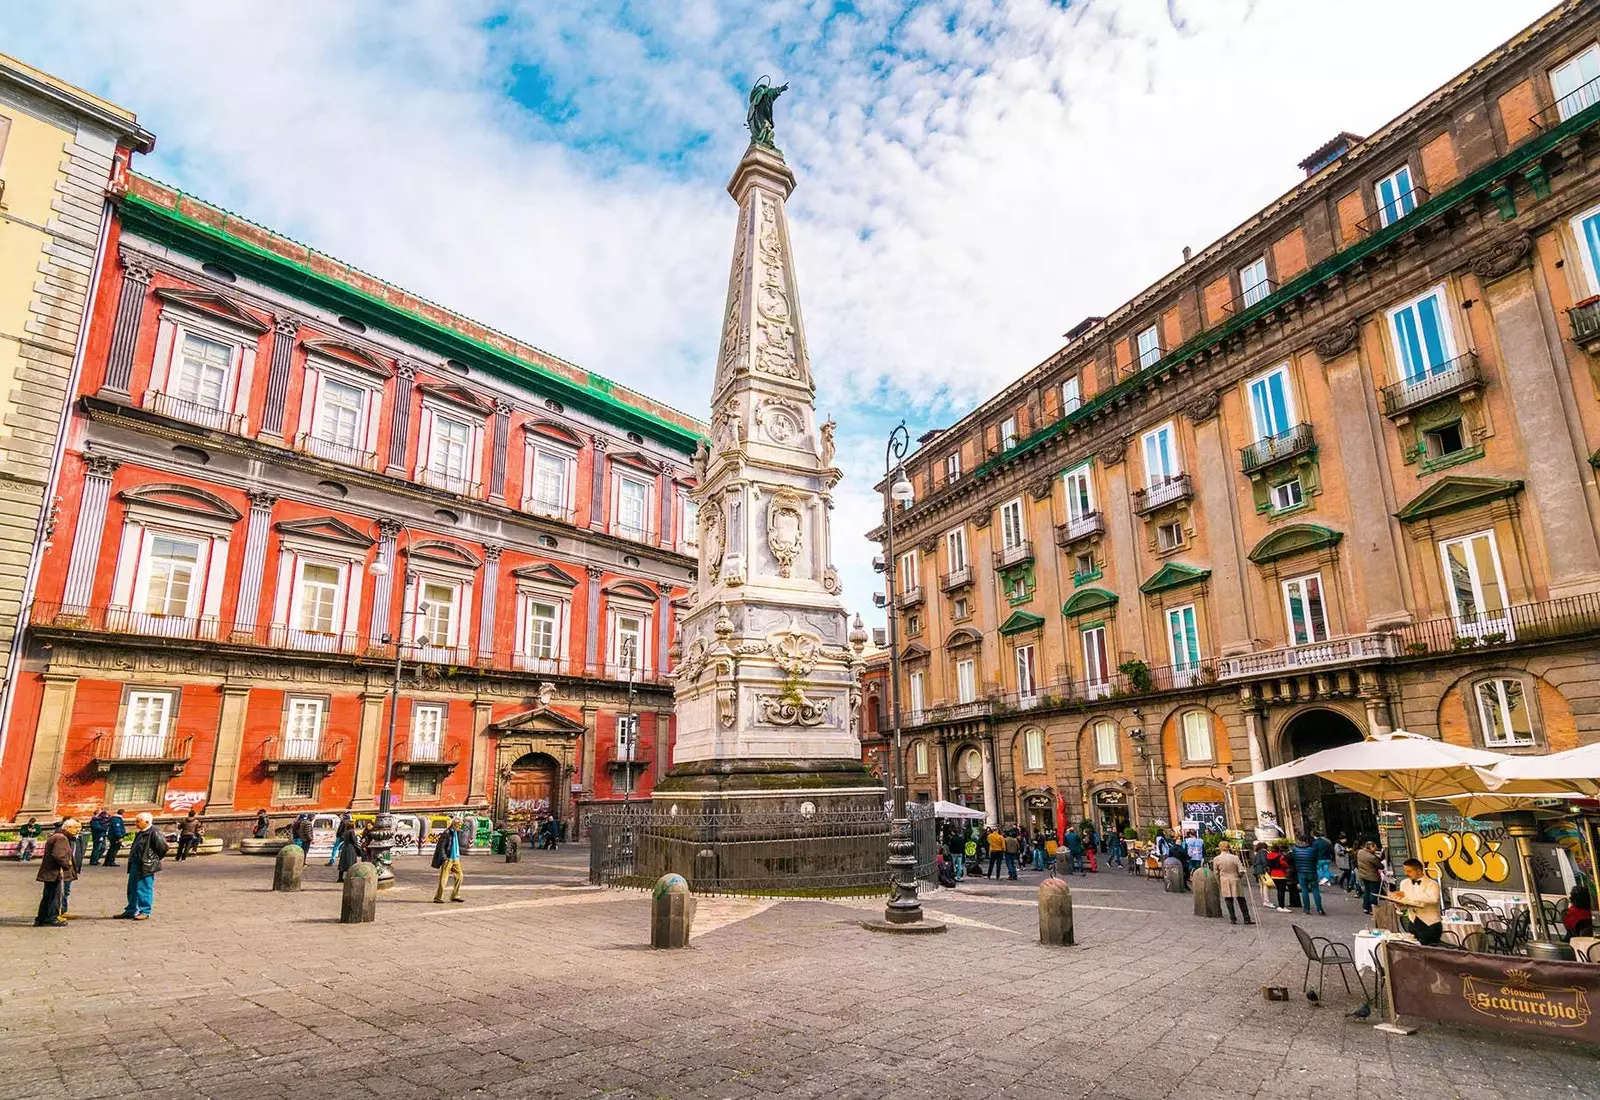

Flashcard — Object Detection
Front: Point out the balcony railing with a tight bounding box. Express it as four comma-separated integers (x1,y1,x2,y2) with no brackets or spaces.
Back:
1054,512,1105,547
613,523,657,545
601,662,672,686
261,624,364,654
1569,298,1600,351
1378,352,1482,418
395,740,461,774
1389,593,1600,657
89,730,193,775
901,698,995,728
1132,474,1193,515
262,735,345,773
1222,277,1279,316
1217,632,1399,681
1356,185,1430,237
986,661,1219,713
1533,75,1600,130
1240,423,1316,475
143,390,246,435
524,495,578,524
939,566,972,591
418,466,483,497
295,432,379,471
993,541,1034,570
895,586,925,610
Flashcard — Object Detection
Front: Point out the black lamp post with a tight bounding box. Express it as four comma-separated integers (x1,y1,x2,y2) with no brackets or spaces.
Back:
366,522,425,888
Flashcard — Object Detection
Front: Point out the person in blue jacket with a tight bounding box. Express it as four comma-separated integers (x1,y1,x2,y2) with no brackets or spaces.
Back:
1291,832,1326,915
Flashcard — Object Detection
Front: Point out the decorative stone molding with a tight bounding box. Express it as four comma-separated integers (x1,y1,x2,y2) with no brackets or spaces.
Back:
765,488,804,578
482,543,504,563
376,518,402,539
396,361,418,381
246,489,279,510
586,564,605,579
1029,477,1053,501
918,536,938,554
273,316,300,337
822,566,841,595
1184,391,1220,424
1312,320,1361,362
970,508,992,529
1098,436,1129,466
1469,232,1533,283
590,434,609,452
121,257,155,286
83,453,122,479
757,693,828,726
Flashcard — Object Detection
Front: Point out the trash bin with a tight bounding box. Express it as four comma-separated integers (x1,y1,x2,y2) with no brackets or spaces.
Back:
490,830,505,855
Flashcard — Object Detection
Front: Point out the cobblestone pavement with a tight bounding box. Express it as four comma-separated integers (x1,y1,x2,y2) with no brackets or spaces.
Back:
1,849,1595,1099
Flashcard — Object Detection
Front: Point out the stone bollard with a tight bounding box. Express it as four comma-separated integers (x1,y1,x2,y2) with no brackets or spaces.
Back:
1038,877,1075,946
273,843,304,892
651,873,693,949
1162,856,1185,894
504,833,520,864
1191,866,1223,918
340,863,377,923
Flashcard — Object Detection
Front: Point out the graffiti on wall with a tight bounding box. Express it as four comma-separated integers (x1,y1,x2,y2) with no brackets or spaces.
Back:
1417,828,1513,884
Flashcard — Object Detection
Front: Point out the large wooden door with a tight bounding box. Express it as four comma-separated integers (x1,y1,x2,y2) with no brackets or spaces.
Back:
505,755,558,822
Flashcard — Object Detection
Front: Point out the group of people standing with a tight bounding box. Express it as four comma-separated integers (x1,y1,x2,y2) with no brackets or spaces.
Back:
29,811,169,926
938,821,1123,883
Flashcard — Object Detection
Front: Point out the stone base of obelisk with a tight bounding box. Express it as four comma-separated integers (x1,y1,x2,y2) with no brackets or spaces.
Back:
634,759,890,893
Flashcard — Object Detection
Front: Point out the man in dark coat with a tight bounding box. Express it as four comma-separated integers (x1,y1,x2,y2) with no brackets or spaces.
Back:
103,809,127,867
1291,833,1325,915
175,810,201,860
335,817,362,882
114,812,168,920
34,818,82,927
252,809,270,839
88,809,111,866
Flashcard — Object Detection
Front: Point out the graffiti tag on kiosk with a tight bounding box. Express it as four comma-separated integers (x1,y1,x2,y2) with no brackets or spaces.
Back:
508,797,551,815
1418,829,1512,884
164,790,208,813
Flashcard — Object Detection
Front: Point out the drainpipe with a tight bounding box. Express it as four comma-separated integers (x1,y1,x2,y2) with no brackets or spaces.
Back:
0,199,113,778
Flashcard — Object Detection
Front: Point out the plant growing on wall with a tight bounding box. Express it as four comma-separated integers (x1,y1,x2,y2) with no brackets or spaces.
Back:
1118,658,1153,694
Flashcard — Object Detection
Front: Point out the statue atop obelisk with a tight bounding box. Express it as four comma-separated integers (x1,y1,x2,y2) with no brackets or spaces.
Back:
656,82,879,808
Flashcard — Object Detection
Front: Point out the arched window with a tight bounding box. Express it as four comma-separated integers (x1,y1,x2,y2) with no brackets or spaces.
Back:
1023,728,1045,771
1181,710,1214,764
1093,720,1118,767
913,740,929,776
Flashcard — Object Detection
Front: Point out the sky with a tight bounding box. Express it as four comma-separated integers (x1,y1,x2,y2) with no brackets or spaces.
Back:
1,0,1559,627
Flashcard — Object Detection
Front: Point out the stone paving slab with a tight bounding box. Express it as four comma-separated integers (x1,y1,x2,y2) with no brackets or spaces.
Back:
1,852,1595,1098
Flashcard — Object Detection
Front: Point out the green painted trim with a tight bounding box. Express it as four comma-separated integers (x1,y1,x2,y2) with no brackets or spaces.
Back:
118,191,708,454
1062,587,1118,618
1138,562,1211,595
1246,523,1344,565
998,610,1046,636
971,100,1600,483
1394,475,1523,523
1073,565,1103,587
1419,444,1485,474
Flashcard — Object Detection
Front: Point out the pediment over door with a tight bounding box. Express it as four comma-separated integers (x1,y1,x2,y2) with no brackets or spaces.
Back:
488,705,586,738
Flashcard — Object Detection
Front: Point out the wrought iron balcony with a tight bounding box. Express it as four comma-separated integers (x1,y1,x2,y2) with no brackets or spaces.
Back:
262,624,364,654
1240,423,1316,475
1222,277,1278,316
1569,298,1600,353
1390,593,1600,657
902,698,995,727
1356,185,1430,237
895,585,925,610
142,390,246,435
295,432,379,470
993,541,1034,570
524,494,578,524
90,730,194,776
1533,75,1600,130
939,566,972,591
1054,512,1105,547
262,735,345,774
1217,633,1399,682
1132,474,1192,515
1378,352,1482,419
418,465,483,497
395,740,461,775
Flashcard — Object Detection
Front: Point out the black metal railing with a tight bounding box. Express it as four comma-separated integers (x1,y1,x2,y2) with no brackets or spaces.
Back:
987,661,1219,714
1240,423,1315,474
1131,473,1192,515
993,541,1034,570
895,585,925,609
1055,512,1106,546
396,741,461,769
587,804,936,895
1378,352,1481,418
1389,593,1600,657
262,735,345,768
418,466,483,497
939,566,972,591
524,495,578,524
1569,298,1600,348
295,432,379,470
1357,185,1430,236
1533,75,1600,130
1223,277,1279,316
90,730,193,769
143,390,246,435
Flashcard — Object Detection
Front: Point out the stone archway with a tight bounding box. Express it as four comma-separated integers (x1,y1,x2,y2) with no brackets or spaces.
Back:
487,703,584,830
1279,708,1374,842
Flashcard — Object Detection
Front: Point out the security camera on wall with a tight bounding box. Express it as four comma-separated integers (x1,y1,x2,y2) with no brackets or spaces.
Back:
872,592,887,608
872,555,886,573
1128,728,1146,742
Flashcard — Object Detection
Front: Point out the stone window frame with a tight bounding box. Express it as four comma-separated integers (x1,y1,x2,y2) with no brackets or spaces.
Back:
147,297,266,432
1089,716,1121,771
408,700,450,767
1380,279,1463,388
296,349,387,464
111,684,182,796
511,566,576,672
1249,536,1346,651
1021,726,1047,774
1175,707,1217,767
1461,669,1548,754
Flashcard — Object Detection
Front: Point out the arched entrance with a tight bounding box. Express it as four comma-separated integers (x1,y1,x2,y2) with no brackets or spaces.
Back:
1281,709,1374,842
1021,790,1056,835
503,752,559,824
1091,786,1131,838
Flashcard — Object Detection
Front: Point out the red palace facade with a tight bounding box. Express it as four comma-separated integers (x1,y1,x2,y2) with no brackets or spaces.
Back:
0,174,705,840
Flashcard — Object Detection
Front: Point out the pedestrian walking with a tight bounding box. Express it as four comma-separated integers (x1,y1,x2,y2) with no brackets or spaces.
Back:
1063,826,1084,875
33,818,81,927
985,828,1005,878
327,813,353,866
17,816,41,861
1252,841,1276,910
1312,828,1335,886
175,810,201,860
252,809,270,839
293,813,313,851
1212,841,1255,925
335,817,362,882
88,809,110,866
1356,840,1384,915
946,829,965,880
1266,842,1293,911
103,809,127,866
59,820,88,918
1333,835,1352,892
1183,830,1205,872
1291,833,1325,915
432,818,465,903
113,812,167,920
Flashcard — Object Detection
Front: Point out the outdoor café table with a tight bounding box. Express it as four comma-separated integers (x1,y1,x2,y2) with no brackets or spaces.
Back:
1571,935,1598,962
1353,930,1417,1013
1441,911,1485,946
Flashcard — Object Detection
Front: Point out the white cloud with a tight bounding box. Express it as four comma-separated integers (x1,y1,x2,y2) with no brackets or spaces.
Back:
0,0,1558,625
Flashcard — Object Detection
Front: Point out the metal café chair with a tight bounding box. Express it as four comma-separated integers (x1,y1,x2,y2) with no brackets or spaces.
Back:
1460,929,1489,954
1292,924,1365,1001
1438,929,1463,949
1441,906,1473,922
1481,915,1514,955
1456,892,1492,911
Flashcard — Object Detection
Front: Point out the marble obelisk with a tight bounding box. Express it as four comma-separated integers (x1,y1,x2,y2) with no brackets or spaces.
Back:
654,127,880,809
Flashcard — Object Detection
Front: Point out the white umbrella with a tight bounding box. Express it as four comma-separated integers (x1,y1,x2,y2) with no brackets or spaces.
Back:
1473,742,1600,798
1231,730,1512,854
931,800,986,820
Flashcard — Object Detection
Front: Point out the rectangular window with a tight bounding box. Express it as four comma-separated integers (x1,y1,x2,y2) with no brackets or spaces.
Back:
615,714,639,759
1166,604,1201,671
1282,573,1329,646
1000,416,1018,450
315,377,365,449
430,415,471,479
1551,44,1600,121
1000,498,1026,550
1182,710,1214,763
522,599,560,661
945,452,962,483
1270,479,1304,512
1094,720,1118,767
141,535,201,617
899,550,919,590
1375,164,1417,228
946,528,967,572
617,477,649,539
681,497,699,548
952,597,969,620
530,449,571,517
1476,679,1535,748
110,766,162,805
956,658,976,704
284,697,323,758
1025,728,1045,771
411,703,445,761
1083,627,1109,690
1063,463,1095,523
1061,376,1082,415
1423,421,1467,460
614,613,645,673
1247,365,1295,442
1141,422,1179,487
1156,522,1184,553
908,671,925,718
1016,643,1037,698
172,332,232,410
1387,286,1456,384
297,561,342,634
405,771,441,798
419,581,459,647
1136,325,1161,368
1440,530,1510,635
906,613,922,637
914,740,929,776
1074,551,1096,579
1239,257,1270,307
121,690,173,755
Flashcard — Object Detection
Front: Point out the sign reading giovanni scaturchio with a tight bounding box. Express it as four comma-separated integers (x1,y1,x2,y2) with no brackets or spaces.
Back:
1387,942,1598,1044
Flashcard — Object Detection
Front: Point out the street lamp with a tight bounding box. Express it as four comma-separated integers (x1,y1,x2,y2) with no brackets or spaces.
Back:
879,421,932,929
366,524,425,887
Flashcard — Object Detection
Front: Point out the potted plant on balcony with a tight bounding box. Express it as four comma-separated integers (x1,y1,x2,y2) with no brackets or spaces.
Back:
1118,658,1154,694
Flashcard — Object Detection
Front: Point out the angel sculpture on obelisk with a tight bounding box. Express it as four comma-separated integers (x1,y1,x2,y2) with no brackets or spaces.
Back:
746,77,788,148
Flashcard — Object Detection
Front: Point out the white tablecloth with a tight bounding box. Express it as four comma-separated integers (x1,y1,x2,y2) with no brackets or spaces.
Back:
1352,930,1416,974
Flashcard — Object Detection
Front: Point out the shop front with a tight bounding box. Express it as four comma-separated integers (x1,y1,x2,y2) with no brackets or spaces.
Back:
1021,789,1056,836
1176,782,1229,835
1092,785,1131,838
